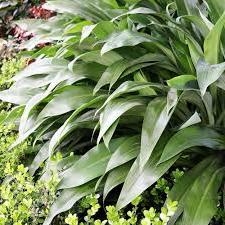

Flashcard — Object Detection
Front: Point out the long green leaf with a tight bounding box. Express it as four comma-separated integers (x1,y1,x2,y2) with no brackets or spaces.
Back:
196,60,225,96
68,50,122,70
182,159,225,225
95,136,140,191
139,93,177,168
175,0,199,16
43,181,95,225
98,98,145,143
103,162,132,201
105,136,140,172
29,142,50,176
94,59,129,93
19,70,74,135
12,58,68,81
167,75,197,90
159,126,225,164
48,96,105,156
205,0,225,23
101,30,153,54
59,138,126,189
0,87,43,105
204,12,225,64
168,156,219,225
80,21,116,42
117,148,178,210
179,112,201,129
44,0,113,22
37,86,95,120
99,81,164,111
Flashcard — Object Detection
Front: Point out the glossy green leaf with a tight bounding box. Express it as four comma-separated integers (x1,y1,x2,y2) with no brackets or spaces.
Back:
95,53,165,93
102,0,119,8
182,159,225,225
12,58,68,81
179,112,201,129
95,136,140,191
178,15,210,38
12,74,61,90
139,94,177,168
103,162,132,201
81,21,116,42
103,119,119,148
19,71,74,135
48,109,98,156
0,87,43,105
106,136,140,172
167,75,197,90
99,81,163,111
112,7,155,21
186,38,203,66
68,50,122,70
64,21,93,34
0,105,24,125
44,0,113,22
159,126,225,164
117,136,179,209
29,142,50,176
37,86,95,120
43,181,95,225
98,98,145,143
94,59,129,94
204,12,225,64
205,0,225,23
133,72,157,96
175,0,199,16
196,60,225,96
101,30,153,55
71,62,106,81
59,138,126,189
168,156,219,225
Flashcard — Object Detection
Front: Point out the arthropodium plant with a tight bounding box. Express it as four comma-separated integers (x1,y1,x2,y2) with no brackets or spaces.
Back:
1,0,225,225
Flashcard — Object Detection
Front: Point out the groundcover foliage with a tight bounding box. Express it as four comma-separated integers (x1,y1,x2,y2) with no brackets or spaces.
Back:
1,0,225,224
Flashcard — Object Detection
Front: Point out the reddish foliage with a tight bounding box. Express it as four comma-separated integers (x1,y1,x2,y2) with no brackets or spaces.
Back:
9,1,56,44
29,5,56,19
10,26,33,42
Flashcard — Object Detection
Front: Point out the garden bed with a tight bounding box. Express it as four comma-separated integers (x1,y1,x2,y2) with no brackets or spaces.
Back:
0,0,225,225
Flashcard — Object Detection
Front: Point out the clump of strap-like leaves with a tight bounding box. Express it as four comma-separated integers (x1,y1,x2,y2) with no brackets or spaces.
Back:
1,0,225,225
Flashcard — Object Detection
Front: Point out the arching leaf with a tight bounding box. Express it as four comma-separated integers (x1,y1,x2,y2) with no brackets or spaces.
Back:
159,126,225,164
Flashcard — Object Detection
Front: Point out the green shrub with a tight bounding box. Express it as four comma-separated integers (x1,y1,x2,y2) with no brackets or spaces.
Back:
0,56,26,89
64,195,178,225
0,164,59,225
0,56,26,114
0,55,29,177
0,123,30,179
